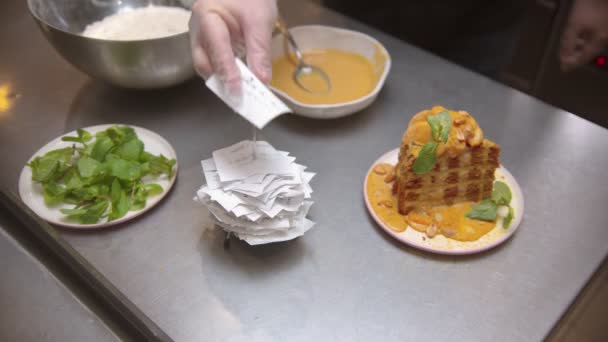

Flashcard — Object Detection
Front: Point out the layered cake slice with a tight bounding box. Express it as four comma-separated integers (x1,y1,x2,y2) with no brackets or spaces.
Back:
395,106,500,215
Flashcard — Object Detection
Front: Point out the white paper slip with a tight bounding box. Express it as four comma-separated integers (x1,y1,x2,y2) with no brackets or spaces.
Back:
236,219,316,245
223,174,277,195
244,174,267,184
213,141,295,182
201,158,216,171
203,170,221,190
205,58,291,129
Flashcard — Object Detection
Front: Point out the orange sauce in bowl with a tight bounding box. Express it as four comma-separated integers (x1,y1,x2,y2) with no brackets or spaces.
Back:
271,49,375,104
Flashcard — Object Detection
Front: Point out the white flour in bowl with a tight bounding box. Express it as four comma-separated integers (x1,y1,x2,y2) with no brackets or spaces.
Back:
82,6,190,40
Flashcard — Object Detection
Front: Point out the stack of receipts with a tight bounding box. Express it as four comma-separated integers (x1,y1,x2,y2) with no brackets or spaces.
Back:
194,140,315,245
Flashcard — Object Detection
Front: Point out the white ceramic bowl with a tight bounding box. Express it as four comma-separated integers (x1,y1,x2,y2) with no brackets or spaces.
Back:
270,25,391,119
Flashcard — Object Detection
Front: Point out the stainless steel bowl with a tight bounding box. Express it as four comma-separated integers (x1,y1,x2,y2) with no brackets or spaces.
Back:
27,0,196,89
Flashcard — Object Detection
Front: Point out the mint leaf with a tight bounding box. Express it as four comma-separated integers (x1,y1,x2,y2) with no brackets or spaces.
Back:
109,179,130,221
110,179,122,204
98,184,110,196
492,181,512,206
64,168,84,190
30,156,60,182
466,199,498,221
78,129,92,143
143,183,163,196
413,141,438,175
61,129,92,144
503,206,514,229
60,207,88,217
61,136,84,143
62,194,81,205
71,185,100,201
29,147,73,182
43,182,66,206
427,110,452,143
91,136,115,161
78,199,109,224
106,159,141,181
116,138,143,161
105,126,137,145
131,186,148,210
110,191,130,221
77,157,101,178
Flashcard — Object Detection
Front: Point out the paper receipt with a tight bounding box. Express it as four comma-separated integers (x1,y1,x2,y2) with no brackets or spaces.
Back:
205,58,291,129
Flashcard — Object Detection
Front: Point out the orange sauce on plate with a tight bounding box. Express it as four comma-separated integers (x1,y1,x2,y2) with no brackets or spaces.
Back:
366,163,495,241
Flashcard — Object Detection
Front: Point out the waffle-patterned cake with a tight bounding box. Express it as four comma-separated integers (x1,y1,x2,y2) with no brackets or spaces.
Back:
395,106,500,214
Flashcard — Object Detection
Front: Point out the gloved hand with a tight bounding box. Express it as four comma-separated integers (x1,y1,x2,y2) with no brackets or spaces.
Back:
189,0,278,93
560,0,608,71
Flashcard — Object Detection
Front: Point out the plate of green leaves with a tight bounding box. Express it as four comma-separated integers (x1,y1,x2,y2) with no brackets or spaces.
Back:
19,124,177,228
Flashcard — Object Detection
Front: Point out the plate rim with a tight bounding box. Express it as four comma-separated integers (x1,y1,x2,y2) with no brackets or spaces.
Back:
18,124,178,229
363,148,525,255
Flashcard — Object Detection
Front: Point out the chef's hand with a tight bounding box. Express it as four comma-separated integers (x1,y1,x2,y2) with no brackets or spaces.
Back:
560,0,608,71
189,0,277,93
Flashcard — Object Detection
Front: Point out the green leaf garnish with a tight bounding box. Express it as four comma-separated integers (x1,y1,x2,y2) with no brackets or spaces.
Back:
61,129,92,144
59,207,89,217
30,156,60,182
91,136,115,161
503,206,514,229
60,198,109,224
64,168,84,190
78,129,93,143
131,186,148,211
79,199,109,224
492,181,512,206
77,157,102,178
427,110,452,143
115,138,144,161
466,199,498,221
106,158,142,181
43,182,66,206
413,141,438,175
142,183,163,196
109,179,130,221
28,125,176,224
71,185,101,201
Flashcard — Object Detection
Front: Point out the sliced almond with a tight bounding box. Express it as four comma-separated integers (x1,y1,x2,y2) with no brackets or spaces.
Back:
426,224,438,238
456,129,465,141
467,128,483,146
443,228,456,237
454,117,467,125
380,200,393,208
384,168,396,183
373,164,389,175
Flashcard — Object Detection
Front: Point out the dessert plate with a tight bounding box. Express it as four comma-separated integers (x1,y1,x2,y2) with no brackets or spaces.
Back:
363,148,524,255
19,124,178,229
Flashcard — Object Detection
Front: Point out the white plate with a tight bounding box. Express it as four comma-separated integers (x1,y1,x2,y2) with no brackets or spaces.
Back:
364,148,524,255
18,124,178,229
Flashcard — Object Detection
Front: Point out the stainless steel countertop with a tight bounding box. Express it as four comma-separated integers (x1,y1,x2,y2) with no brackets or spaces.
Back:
2,0,607,341
0,228,118,342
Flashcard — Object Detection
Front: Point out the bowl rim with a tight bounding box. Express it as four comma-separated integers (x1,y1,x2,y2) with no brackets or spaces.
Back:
26,0,191,42
269,24,392,109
